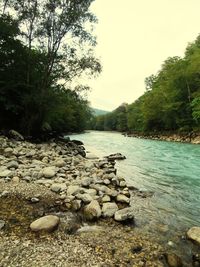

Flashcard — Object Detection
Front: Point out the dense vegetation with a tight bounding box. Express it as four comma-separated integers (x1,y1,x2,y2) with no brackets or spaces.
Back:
92,36,200,134
0,0,101,137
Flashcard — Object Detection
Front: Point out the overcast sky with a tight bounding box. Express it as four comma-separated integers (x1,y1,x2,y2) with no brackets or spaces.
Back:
86,0,200,111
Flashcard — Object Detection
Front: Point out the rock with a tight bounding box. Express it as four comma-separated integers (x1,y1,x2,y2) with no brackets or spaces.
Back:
12,176,20,183
30,215,60,232
7,161,19,169
31,197,40,203
102,195,111,202
42,167,56,178
72,140,84,145
4,147,13,155
0,169,12,178
106,153,126,160
90,184,118,197
165,253,183,267
51,183,67,193
76,193,93,204
84,200,102,220
54,159,65,167
9,130,24,141
71,200,82,211
81,177,93,187
119,181,127,187
116,194,130,204
67,185,82,196
102,202,118,218
114,208,134,222
187,227,200,245
0,220,5,230
86,188,97,197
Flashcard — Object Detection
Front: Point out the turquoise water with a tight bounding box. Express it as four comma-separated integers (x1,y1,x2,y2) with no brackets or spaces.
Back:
69,131,200,241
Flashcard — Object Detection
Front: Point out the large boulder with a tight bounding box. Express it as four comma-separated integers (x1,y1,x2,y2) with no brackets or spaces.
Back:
187,227,200,245
114,208,134,222
30,215,60,232
102,202,118,218
84,200,101,220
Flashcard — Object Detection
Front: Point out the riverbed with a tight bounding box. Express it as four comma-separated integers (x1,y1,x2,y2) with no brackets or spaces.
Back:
69,131,200,262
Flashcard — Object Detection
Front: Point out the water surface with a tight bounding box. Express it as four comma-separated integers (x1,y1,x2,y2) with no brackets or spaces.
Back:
69,131,200,241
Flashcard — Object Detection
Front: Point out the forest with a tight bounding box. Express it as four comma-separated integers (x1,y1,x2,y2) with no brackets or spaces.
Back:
0,0,101,138
91,35,200,134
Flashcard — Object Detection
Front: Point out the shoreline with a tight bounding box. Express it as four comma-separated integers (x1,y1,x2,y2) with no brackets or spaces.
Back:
0,133,198,266
124,132,200,144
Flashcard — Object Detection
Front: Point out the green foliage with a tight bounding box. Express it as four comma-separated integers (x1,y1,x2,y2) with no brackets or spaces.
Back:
92,34,200,133
0,0,100,137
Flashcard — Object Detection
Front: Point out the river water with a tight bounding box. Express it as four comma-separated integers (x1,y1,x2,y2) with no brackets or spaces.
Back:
69,131,200,258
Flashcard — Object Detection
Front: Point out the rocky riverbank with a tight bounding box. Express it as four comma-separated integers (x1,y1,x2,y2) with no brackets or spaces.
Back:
0,133,199,266
125,132,200,144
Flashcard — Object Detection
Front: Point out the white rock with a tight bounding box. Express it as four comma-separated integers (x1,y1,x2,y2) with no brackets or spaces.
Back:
114,208,134,222
51,183,67,193
30,215,60,232
54,159,65,167
116,194,130,204
42,167,56,178
102,202,118,217
76,193,93,204
0,169,12,178
187,227,200,245
102,195,111,203
67,185,82,196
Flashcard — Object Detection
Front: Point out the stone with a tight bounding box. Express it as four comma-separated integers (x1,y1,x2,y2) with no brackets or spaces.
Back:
0,220,5,230
81,177,93,187
114,208,134,222
7,161,19,169
76,193,93,204
30,215,60,232
102,195,111,203
42,167,56,178
119,181,127,187
4,147,13,155
54,159,65,167
12,176,20,183
67,185,82,196
31,197,40,203
0,169,12,178
116,194,130,204
86,188,97,197
106,153,126,160
165,253,183,267
51,183,67,193
102,202,118,218
84,200,102,220
187,227,200,245
71,200,82,211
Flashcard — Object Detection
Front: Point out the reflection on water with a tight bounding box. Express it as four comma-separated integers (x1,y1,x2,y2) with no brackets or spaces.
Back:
69,131,200,261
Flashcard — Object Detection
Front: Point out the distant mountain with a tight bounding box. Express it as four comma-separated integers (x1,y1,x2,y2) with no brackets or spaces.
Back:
92,108,109,116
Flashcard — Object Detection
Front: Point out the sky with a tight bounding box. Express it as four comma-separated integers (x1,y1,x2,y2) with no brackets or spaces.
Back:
84,0,200,111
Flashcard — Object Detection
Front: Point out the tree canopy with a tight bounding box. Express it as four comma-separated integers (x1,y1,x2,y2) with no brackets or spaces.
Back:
0,0,101,137
91,34,200,134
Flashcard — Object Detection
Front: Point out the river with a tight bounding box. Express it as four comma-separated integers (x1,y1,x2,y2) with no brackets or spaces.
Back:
69,131,200,257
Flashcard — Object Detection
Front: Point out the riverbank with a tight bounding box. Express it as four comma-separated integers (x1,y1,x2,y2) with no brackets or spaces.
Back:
125,131,200,144
1,133,200,266
0,134,167,266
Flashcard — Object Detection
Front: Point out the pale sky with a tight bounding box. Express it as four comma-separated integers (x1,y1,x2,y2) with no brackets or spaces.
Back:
84,0,200,111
